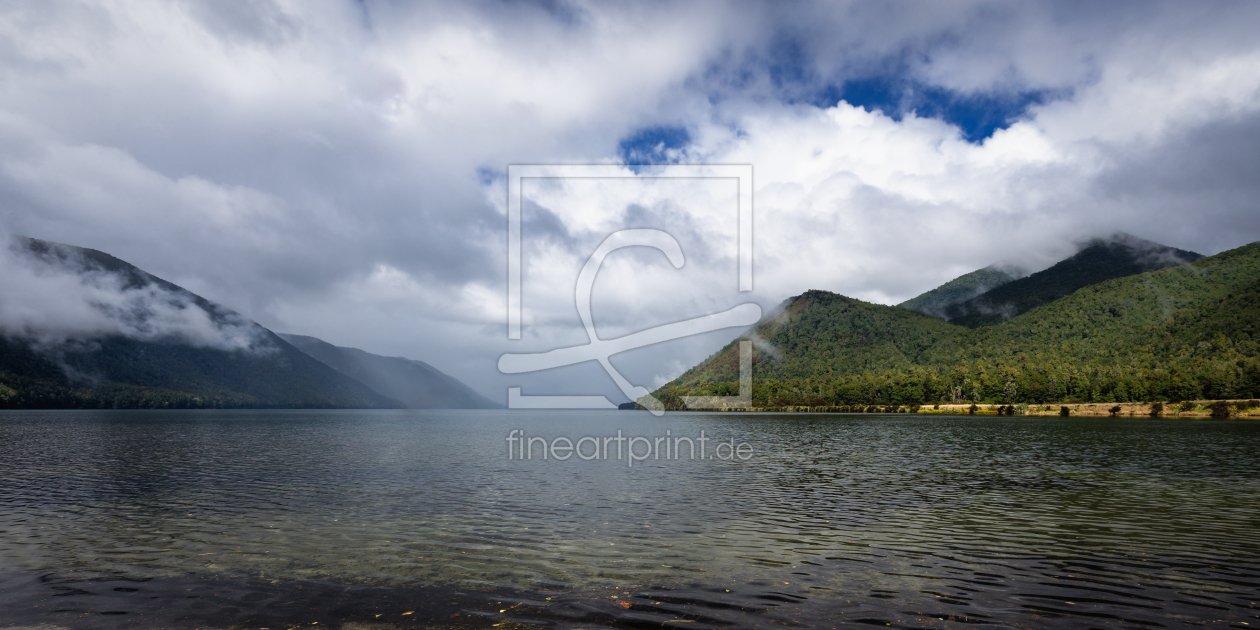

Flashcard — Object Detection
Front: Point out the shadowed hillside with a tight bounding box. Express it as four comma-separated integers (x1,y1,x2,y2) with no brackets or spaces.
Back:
279,334,500,409
0,237,402,409
942,233,1202,327
898,265,1024,318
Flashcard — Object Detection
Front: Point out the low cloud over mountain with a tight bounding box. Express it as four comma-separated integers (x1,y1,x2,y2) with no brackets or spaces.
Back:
0,233,272,352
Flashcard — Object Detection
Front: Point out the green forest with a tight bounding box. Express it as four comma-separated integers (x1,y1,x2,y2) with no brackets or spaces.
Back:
653,241,1260,409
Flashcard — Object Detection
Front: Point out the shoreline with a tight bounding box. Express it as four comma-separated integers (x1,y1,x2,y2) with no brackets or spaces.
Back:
682,399,1260,417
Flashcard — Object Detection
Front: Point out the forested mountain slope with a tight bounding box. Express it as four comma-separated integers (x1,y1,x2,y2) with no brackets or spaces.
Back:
653,241,1259,408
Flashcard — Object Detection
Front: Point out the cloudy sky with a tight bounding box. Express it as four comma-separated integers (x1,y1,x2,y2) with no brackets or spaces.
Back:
2,0,1259,404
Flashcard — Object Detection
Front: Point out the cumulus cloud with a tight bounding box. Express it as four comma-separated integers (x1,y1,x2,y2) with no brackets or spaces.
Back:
1,1,1258,402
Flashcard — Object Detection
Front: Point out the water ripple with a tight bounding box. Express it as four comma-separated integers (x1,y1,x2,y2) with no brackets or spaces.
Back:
2,410,1259,628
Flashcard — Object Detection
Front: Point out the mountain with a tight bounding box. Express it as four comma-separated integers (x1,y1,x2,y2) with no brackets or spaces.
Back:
678,291,961,386
278,334,500,409
940,233,1202,327
0,236,402,409
653,240,1260,408
898,265,1023,318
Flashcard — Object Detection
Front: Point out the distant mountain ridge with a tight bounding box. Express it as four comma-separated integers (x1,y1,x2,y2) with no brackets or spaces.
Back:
0,236,464,410
900,233,1202,327
941,233,1202,327
897,265,1024,318
279,334,500,409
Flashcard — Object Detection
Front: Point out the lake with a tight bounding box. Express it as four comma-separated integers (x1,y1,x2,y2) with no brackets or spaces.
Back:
1,409,1258,629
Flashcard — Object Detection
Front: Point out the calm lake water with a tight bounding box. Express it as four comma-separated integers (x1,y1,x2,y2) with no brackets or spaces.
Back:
1,410,1259,629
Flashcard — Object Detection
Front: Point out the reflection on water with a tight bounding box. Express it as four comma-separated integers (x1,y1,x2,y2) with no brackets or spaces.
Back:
1,409,1258,628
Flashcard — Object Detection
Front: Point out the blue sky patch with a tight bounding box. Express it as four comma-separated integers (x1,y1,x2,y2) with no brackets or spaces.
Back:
727,32,1070,143
832,76,1065,143
617,126,691,165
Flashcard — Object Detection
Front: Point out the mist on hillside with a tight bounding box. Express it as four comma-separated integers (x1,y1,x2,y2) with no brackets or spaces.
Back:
0,233,272,352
